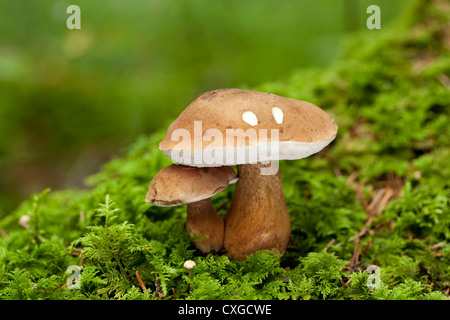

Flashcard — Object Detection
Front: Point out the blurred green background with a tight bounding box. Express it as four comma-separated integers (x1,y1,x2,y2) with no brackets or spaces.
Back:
0,0,413,213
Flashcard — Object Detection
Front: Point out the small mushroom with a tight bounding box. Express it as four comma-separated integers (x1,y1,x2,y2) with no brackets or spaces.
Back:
146,164,237,254
183,260,196,269
158,89,338,260
19,215,31,229
183,260,196,292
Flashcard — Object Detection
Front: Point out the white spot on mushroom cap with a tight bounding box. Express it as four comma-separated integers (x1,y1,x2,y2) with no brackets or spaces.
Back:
272,107,283,124
242,111,258,126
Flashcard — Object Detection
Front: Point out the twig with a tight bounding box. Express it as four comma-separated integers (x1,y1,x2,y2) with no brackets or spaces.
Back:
349,216,376,242
354,182,369,211
438,73,450,88
346,171,359,186
172,287,177,300
334,167,342,177
366,188,396,216
325,239,336,251
366,188,386,215
362,238,373,256
430,241,446,251
345,172,405,273
135,270,147,292
349,236,360,268
0,227,9,241
70,248,83,257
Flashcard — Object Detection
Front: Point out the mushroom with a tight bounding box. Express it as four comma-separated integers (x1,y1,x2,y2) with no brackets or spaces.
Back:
158,88,338,260
183,260,196,292
145,164,237,254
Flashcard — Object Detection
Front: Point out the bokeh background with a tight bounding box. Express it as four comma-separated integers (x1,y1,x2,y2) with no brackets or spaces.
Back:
0,0,413,214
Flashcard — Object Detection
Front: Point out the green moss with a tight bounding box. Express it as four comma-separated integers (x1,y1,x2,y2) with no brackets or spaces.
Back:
1,0,449,300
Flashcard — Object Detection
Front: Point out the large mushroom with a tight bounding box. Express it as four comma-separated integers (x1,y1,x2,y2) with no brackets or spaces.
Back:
158,88,338,260
145,164,237,254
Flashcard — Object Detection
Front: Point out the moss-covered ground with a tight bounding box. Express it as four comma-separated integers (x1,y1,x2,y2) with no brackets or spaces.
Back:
0,0,449,300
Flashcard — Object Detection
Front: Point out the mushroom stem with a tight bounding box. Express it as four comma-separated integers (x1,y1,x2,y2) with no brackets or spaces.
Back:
186,198,224,254
223,162,291,260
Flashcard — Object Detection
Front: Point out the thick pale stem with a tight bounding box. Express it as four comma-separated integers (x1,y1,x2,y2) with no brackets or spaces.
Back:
223,162,291,260
186,198,224,254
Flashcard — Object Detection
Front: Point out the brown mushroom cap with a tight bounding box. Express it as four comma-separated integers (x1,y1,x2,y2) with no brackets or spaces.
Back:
145,164,238,206
159,88,338,167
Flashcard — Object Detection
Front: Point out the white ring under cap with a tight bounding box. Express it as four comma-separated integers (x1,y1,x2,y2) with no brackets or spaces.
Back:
163,136,336,167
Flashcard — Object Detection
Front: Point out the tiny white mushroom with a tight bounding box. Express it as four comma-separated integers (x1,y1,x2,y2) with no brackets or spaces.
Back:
183,260,196,270
19,215,31,229
272,106,284,124
242,111,258,126
184,260,196,290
